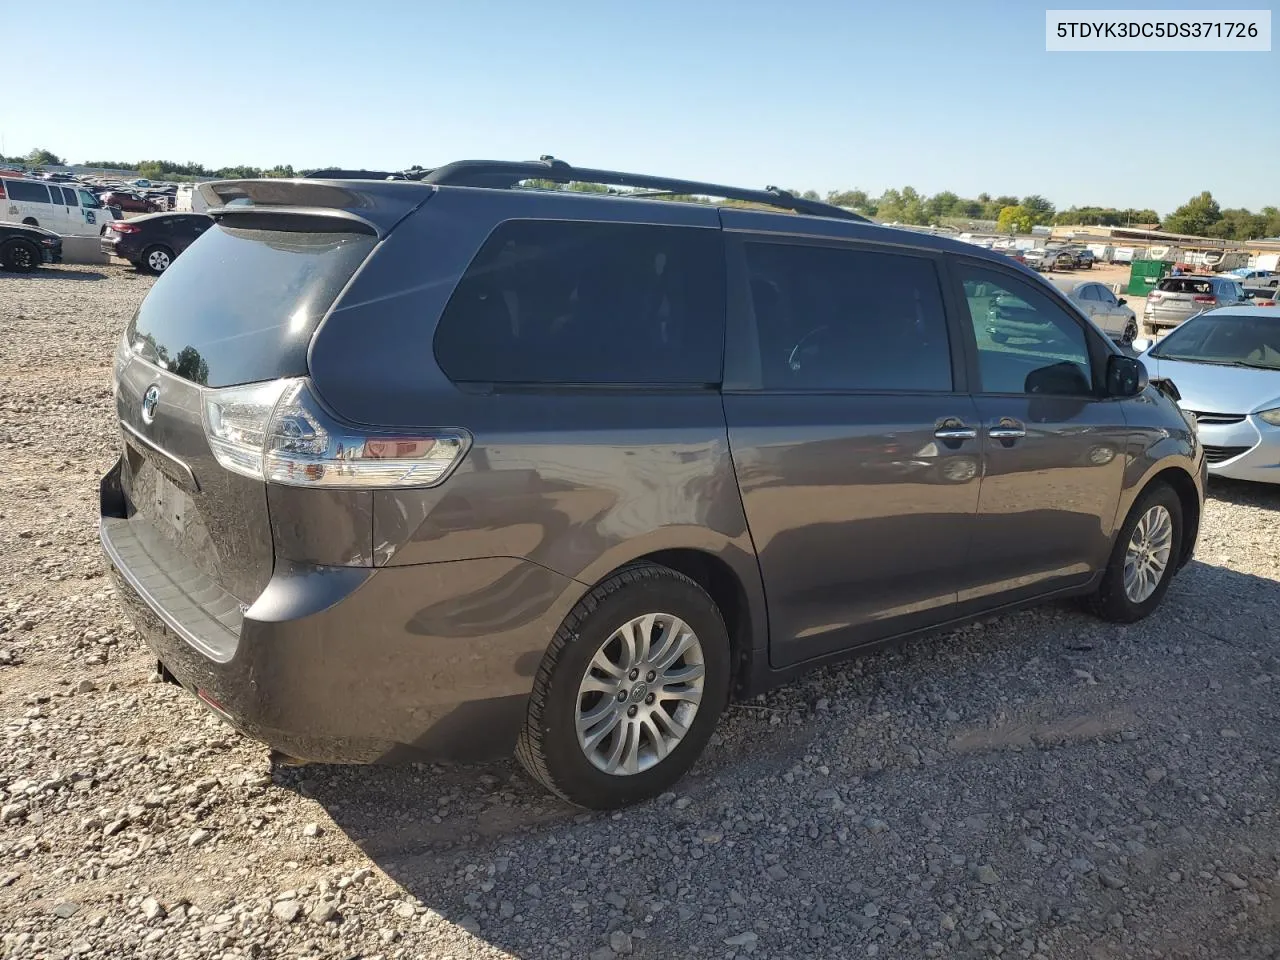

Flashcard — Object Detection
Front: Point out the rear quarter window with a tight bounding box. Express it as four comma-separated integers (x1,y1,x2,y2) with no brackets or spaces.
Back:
5,180,51,203
433,219,725,385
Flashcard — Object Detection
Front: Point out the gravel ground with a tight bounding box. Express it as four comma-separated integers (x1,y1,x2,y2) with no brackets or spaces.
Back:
2,264,1279,960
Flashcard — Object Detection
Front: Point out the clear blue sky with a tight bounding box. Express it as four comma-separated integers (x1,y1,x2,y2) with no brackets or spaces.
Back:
6,0,1276,215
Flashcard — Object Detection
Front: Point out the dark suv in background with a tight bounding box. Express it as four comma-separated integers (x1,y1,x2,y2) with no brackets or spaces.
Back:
100,159,1204,809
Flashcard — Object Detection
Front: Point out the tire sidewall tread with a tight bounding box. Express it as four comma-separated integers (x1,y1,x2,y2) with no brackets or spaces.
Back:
516,563,730,809
1088,482,1183,623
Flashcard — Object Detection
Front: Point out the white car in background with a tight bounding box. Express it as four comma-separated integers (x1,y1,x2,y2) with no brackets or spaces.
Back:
0,176,117,236
1135,306,1280,484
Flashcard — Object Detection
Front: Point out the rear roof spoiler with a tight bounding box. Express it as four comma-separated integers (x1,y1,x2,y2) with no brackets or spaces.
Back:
197,179,433,237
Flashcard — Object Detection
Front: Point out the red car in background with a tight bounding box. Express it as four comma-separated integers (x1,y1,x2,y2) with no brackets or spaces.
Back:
98,191,161,214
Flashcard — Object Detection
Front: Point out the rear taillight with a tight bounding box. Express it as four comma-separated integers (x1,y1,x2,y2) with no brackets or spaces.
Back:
1148,292,1163,301
110,222,141,234
202,378,469,489
1193,295,1215,303
1255,298,1276,306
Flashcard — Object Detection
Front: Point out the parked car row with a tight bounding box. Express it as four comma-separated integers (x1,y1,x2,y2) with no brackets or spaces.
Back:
97,161,1207,810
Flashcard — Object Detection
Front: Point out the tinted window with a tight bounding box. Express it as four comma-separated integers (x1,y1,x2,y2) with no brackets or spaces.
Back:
60,187,77,205
126,225,376,387
1157,277,1212,295
742,242,952,391
435,220,724,384
1078,285,1098,301
78,190,101,209
1096,285,1117,305
5,180,50,203
960,265,1094,396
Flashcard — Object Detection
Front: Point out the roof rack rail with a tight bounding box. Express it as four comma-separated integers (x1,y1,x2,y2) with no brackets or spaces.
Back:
416,157,870,222
302,168,408,180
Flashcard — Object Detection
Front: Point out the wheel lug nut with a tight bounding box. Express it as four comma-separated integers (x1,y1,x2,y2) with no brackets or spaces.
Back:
616,690,628,702
628,669,639,681
627,705,638,717
646,671,656,682
645,694,655,705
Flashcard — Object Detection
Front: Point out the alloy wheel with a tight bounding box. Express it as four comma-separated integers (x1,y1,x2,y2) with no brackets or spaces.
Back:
575,612,705,775
148,249,171,272
1123,504,1173,603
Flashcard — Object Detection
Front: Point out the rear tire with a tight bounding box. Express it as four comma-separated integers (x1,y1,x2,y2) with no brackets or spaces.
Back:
141,245,174,274
0,239,40,273
1086,483,1183,623
516,563,731,809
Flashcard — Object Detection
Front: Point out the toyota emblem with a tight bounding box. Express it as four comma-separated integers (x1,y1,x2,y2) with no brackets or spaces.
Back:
141,385,160,424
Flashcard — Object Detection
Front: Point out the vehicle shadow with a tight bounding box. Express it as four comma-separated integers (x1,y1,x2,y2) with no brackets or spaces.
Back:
0,267,110,282
1207,476,1280,509
279,558,1280,958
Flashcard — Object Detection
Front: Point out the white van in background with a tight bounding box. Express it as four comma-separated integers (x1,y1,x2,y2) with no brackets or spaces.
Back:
0,177,117,236
173,183,210,214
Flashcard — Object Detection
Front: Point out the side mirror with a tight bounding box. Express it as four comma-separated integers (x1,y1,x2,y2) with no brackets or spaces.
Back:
1107,354,1147,397
1131,337,1152,354
1149,377,1181,403
1116,297,1127,306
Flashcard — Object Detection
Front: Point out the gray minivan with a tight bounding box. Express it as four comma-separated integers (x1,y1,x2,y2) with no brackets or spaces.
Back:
100,159,1205,809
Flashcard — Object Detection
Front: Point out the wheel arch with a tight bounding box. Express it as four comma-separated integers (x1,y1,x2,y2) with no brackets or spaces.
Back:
572,535,768,698
1145,465,1201,569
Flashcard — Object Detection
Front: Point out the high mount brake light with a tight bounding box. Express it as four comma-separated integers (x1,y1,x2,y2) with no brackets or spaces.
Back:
202,378,470,489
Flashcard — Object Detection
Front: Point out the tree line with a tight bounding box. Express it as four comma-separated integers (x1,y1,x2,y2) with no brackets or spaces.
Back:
5,147,1277,241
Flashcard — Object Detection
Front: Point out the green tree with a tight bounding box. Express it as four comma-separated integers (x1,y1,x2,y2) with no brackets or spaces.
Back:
899,186,926,224
1261,207,1280,237
982,195,1019,220
26,147,64,166
876,188,904,222
996,205,1034,234
827,189,875,215
1207,208,1267,240
925,190,960,222
1020,194,1055,224
1162,191,1222,236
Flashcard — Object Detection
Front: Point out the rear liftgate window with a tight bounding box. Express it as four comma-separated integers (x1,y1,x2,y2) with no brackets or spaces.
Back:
434,219,725,385
126,224,376,387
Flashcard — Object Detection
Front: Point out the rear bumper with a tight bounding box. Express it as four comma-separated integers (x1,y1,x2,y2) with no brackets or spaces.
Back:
100,467,581,763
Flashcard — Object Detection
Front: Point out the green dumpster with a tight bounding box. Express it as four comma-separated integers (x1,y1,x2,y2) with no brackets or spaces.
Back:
1127,259,1174,297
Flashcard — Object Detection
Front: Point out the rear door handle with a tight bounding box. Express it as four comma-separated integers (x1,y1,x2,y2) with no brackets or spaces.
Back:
988,418,1027,440
935,419,977,441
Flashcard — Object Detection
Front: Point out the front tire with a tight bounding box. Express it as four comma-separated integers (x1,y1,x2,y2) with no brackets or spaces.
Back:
516,563,731,809
1086,483,1182,623
0,239,40,273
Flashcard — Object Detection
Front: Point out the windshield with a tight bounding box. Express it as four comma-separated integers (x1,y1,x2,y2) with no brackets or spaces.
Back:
1151,313,1280,369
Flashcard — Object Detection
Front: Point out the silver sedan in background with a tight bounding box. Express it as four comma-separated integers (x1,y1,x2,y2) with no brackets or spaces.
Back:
1051,278,1138,343
1135,306,1280,483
